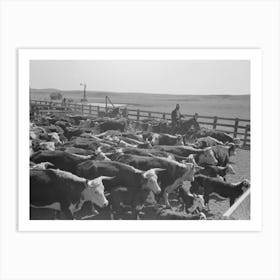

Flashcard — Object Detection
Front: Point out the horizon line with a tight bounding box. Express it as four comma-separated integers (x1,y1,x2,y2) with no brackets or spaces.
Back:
30,88,250,96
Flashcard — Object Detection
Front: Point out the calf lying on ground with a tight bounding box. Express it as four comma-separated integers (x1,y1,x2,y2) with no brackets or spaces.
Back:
190,175,250,206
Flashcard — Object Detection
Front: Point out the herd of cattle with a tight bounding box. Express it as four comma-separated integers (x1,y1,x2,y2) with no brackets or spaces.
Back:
30,112,250,220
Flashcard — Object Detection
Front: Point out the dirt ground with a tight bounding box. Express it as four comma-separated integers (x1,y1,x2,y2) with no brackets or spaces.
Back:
207,148,250,218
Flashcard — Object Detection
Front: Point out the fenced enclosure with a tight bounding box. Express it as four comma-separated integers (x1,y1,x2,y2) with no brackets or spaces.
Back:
30,99,251,147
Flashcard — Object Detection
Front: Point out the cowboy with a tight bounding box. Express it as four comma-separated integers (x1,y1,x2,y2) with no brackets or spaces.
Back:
171,104,183,133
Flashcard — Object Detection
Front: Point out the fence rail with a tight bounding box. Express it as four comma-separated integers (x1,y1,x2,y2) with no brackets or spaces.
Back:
30,99,250,147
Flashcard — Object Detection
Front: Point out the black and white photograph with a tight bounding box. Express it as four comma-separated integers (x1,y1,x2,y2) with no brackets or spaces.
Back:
22,49,259,227
2,1,280,280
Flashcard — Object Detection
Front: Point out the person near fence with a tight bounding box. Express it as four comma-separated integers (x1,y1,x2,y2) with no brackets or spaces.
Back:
171,104,183,133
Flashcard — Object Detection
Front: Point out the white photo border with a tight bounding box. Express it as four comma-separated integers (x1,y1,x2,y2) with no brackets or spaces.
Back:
18,48,262,232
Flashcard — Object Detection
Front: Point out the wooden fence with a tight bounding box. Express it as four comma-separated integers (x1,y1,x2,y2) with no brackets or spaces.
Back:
30,99,251,147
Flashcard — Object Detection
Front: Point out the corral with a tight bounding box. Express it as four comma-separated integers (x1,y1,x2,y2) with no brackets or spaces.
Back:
29,98,250,220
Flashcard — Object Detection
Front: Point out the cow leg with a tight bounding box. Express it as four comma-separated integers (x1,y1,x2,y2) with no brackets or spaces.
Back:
60,203,74,220
229,197,235,206
204,195,210,210
163,179,182,207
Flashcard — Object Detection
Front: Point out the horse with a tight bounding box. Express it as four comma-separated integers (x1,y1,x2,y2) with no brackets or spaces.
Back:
174,117,200,136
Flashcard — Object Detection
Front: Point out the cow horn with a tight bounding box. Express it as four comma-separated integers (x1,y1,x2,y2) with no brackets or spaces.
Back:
100,176,115,181
151,168,166,173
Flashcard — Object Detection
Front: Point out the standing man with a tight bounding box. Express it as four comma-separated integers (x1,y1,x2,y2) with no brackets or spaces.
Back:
171,104,182,134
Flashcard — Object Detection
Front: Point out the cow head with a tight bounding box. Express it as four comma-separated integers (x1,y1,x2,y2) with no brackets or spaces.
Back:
241,179,250,192
182,154,198,166
233,137,241,146
141,168,164,194
227,143,237,156
95,147,111,161
198,148,218,165
181,163,202,182
226,164,235,175
176,135,184,146
83,176,113,207
187,194,206,213
39,141,56,151
48,132,62,144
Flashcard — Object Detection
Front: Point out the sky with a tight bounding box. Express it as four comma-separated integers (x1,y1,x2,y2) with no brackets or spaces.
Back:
30,60,250,95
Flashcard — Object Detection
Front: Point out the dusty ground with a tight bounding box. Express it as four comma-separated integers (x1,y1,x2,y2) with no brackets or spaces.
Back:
206,148,250,218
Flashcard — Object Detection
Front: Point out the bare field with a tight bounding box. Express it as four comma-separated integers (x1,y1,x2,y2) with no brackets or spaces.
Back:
31,91,250,120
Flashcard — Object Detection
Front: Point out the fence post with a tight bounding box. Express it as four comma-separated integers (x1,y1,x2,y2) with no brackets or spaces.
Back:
243,124,250,147
137,109,140,121
162,113,166,120
97,106,100,116
148,112,152,119
81,104,84,115
89,105,92,116
234,118,239,137
213,116,218,129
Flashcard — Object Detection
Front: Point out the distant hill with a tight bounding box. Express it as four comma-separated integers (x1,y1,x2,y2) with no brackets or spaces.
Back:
30,88,61,94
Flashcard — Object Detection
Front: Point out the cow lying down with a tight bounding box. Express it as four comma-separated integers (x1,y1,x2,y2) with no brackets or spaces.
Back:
191,175,250,206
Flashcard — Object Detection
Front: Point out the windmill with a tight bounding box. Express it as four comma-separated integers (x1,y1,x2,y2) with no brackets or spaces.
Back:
80,82,87,102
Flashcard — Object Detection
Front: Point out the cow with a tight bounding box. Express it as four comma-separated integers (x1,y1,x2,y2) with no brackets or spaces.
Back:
121,132,143,142
143,132,184,146
109,186,156,219
178,181,206,213
198,164,235,181
153,145,218,166
30,169,111,219
97,119,127,133
30,150,94,174
193,136,224,148
48,132,63,144
152,206,206,220
210,144,237,167
190,175,250,206
30,162,54,170
114,153,202,207
39,141,56,151
57,146,94,156
76,160,163,219
190,128,241,145
109,147,176,161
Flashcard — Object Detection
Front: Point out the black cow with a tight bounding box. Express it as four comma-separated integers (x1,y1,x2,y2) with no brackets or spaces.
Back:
151,206,206,220
143,132,184,146
114,153,199,207
190,175,250,206
109,186,155,219
30,169,109,219
76,160,162,219
98,119,127,132
153,145,218,166
190,128,241,145
198,164,235,181
210,144,237,167
30,150,94,174
109,147,176,161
